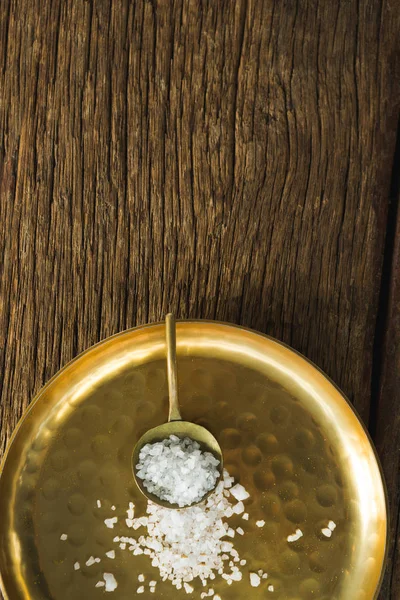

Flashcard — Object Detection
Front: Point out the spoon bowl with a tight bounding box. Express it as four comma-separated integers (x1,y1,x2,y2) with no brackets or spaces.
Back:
132,422,223,508
132,314,223,509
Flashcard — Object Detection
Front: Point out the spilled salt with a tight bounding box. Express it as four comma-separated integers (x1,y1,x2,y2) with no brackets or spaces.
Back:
106,470,249,590
250,572,261,587
104,517,118,529
287,528,303,542
103,573,118,592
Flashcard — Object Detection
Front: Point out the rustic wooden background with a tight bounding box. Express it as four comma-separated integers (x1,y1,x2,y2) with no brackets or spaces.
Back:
0,0,399,597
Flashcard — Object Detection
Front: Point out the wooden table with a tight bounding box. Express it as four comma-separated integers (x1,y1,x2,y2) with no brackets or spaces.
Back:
0,1,399,597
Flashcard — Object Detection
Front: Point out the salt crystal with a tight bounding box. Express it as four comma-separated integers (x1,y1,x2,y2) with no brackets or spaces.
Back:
184,582,194,593
236,527,244,535
97,500,101,508
104,517,118,529
250,573,261,587
322,527,332,538
137,586,144,594
105,550,115,559
232,501,245,515
111,505,116,511
60,534,68,541
242,513,249,520
328,520,337,531
86,556,96,567
95,581,105,588
103,573,118,593
221,541,233,552
230,484,250,501
127,503,135,520
138,574,145,582
267,584,274,591
256,520,265,528
287,528,303,542
74,562,80,570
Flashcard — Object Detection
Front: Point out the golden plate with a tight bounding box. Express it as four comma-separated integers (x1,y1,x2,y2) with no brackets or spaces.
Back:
0,321,387,600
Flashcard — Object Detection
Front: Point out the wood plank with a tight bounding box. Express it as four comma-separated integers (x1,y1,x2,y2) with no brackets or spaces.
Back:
0,0,399,597
374,192,400,599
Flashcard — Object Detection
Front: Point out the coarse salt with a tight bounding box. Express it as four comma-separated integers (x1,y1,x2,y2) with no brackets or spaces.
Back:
256,520,265,528
250,572,261,587
135,435,220,507
107,470,249,590
287,528,303,542
104,517,118,529
322,527,332,538
103,573,118,592
230,484,250,501
232,501,245,515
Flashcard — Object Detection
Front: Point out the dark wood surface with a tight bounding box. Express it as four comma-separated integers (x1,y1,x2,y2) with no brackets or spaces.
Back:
0,1,399,598
374,189,400,599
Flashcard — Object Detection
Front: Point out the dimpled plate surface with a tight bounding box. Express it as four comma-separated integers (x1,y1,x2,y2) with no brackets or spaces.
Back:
0,322,387,599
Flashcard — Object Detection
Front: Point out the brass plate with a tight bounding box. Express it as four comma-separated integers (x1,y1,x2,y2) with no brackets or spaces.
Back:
0,322,387,600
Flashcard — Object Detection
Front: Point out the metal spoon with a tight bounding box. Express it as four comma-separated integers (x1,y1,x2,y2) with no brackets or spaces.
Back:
132,313,223,509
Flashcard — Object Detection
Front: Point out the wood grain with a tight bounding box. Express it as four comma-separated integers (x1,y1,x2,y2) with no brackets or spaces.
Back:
374,190,400,599
0,0,399,597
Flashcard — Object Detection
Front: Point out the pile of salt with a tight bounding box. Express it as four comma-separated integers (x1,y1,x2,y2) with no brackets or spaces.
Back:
136,435,220,507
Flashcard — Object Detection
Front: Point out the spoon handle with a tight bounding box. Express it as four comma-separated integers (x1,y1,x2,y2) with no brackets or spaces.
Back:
166,313,182,422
